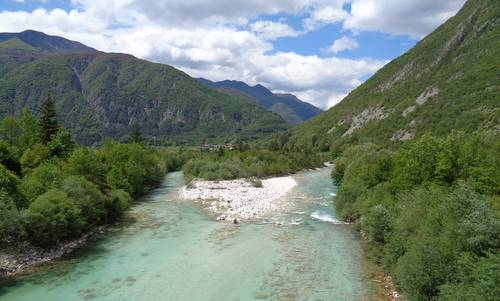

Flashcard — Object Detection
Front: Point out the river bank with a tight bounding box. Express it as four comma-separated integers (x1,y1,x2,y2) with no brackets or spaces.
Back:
0,226,106,278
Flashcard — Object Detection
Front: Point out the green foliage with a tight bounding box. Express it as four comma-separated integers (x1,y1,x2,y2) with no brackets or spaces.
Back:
0,163,20,200
332,132,499,300
0,116,22,146
48,128,75,158
131,121,142,144
0,111,175,248
0,139,22,174
38,93,60,144
0,50,287,145
18,107,39,148
25,189,84,245
0,192,24,244
104,142,164,196
19,143,51,172
60,176,107,228
438,253,500,301
183,148,324,181
64,147,106,189
20,162,65,203
105,189,132,221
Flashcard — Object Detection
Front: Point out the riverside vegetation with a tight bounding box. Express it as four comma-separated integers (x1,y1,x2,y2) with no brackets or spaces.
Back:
284,1,499,300
174,2,500,299
331,133,499,300
182,132,326,182
0,94,187,248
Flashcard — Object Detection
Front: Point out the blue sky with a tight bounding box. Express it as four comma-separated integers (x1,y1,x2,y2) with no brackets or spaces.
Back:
0,0,465,108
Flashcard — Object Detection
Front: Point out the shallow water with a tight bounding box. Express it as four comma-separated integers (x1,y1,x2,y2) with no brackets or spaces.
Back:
0,168,370,301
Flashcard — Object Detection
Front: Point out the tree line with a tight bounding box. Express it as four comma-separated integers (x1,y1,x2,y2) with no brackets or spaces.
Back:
0,94,183,246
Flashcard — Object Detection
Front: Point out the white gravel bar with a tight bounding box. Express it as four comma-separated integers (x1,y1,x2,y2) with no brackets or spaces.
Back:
180,176,297,222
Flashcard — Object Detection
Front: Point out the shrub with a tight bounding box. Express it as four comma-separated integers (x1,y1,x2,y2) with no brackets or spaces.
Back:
25,190,84,245
0,192,24,244
60,176,107,228
20,162,65,203
64,148,107,190
105,189,133,221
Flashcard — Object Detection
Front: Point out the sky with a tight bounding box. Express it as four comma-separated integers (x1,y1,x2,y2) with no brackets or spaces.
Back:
0,0,466,109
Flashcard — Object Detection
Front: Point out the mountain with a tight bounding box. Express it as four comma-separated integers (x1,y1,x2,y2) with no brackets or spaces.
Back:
196,78,323,125
290,0,499,150
0,30,95,53
0,31,287,145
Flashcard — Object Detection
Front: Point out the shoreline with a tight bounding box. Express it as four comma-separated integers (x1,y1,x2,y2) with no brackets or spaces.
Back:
0,226,106,278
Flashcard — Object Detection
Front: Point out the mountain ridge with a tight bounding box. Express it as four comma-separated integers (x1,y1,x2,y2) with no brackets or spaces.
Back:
0,31,287,145
196,78,322,125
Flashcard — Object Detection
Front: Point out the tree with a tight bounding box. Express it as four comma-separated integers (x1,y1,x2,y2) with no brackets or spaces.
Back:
39,93,59,144
131,121,143,144
19,107,39,149
48,129,75,158
0,116,22,146
20,143,51,173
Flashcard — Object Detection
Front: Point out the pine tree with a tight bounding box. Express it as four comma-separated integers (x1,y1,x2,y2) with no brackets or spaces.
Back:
131,121,143,144
39,93,59,144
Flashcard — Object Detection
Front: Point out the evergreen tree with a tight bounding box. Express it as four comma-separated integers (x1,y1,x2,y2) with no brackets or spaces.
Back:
39,94,59,144
131,121,143,144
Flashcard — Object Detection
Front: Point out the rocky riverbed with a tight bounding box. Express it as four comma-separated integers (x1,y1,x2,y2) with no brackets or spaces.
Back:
180,176,298,222
0,227,105,277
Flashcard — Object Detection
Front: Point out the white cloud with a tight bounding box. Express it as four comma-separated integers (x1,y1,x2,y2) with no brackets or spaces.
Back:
303,1,350,31
325,36,359,54
344,0,467,38
250,21,300,40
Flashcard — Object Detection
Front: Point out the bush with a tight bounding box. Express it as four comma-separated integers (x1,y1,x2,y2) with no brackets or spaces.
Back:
104,143,163,196
361,204,391,243
60,176,107,228
0,192,24,244
64,148,107,190
105,189,133,221
20,162,65,203
25,190,84,245
438,253,500,301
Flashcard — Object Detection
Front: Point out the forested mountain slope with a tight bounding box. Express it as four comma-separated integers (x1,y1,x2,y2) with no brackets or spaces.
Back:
289,0,499,150
0,31,287,145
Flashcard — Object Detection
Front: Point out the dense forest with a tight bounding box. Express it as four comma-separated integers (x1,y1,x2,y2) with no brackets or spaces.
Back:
0,95,187,246
331,133,499,300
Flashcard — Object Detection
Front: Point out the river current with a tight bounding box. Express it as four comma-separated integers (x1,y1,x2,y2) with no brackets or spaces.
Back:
0,168,371,301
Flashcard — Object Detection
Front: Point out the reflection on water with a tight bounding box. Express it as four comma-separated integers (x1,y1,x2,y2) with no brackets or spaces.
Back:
0,168,370,301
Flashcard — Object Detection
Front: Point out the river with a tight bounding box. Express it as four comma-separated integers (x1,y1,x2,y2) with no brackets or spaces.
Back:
0,168,372,301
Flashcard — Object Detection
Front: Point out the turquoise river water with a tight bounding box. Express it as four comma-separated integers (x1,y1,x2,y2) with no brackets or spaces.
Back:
0,168,372,301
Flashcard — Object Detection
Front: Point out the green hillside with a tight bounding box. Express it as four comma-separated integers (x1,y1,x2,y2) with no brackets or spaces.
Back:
290,0,499,151
0,32,287,145
279,1,500,300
